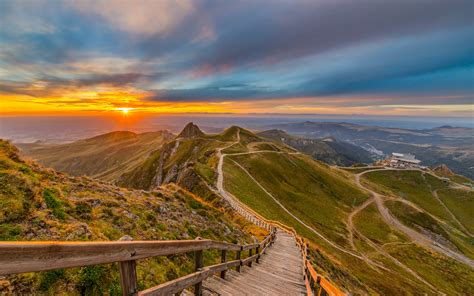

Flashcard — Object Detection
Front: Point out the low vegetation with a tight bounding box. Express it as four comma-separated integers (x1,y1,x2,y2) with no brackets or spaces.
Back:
0,139,260,294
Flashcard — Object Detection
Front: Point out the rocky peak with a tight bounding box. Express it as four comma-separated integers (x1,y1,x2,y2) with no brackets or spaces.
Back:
177,122,204,138
433,164,454,177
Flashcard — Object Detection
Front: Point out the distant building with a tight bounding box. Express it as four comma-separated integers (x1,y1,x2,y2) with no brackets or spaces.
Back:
387,152,421,168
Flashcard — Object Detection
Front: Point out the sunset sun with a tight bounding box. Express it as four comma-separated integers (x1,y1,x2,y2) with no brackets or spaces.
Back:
117,107,133,115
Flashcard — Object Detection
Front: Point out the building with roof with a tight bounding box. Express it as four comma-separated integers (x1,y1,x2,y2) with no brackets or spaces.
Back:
388,152,421,168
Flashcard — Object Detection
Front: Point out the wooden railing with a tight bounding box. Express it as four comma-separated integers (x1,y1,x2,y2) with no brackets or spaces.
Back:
222,190,347,296
0,229,277,296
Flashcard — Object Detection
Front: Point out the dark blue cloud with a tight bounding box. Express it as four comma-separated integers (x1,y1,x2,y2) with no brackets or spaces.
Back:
0,0,473,109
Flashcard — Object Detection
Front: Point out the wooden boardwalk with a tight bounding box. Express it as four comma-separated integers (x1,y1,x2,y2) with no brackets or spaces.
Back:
201,230,306,295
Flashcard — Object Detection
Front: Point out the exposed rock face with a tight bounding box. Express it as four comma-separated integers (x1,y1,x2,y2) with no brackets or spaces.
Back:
177,122,204,138
433,164,454,177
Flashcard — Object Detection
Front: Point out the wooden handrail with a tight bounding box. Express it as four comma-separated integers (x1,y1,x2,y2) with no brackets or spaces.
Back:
0,228,277,296
0,239,241,275
222,191,347,296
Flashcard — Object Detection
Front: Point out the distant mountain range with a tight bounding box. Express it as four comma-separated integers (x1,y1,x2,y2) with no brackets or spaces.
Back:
264,121,474,178
18,130,174,182
258,129,375,166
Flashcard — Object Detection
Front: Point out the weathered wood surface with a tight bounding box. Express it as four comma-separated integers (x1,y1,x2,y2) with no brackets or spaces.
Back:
139,261,241,296
0,239,240,275
202,230,306,295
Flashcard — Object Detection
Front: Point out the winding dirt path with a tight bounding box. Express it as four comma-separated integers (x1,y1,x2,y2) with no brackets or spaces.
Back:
356,169,474,267
215,129,383,265
215,130,444,291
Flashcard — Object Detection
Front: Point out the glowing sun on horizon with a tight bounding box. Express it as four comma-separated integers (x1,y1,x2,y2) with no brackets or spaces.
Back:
117,107,133,114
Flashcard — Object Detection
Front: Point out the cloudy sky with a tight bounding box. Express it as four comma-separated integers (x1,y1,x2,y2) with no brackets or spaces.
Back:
0,0,473,116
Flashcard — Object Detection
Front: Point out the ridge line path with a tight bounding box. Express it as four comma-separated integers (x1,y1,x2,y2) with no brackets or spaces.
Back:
356,169,474,268
215,129,387,268
214,130,441,292
212,129,306,295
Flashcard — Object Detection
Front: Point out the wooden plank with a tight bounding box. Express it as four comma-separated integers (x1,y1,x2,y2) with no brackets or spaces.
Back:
320,277,346,296
241,254,258,266
241,243,259,251
248,248,253,267
220,250,227,279
0,239,240,275
236,248,242,272
306,261,319,282
139,261,238,296
256,246,260,263
119,260,138,296
304,276,312,296
195,250,203,296
259,235,270,247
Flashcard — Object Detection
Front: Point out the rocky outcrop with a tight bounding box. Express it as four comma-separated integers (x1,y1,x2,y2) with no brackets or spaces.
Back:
433,164,454,177
177,122,204,138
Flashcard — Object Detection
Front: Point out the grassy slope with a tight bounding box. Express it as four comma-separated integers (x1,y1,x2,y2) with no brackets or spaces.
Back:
385,200,474,259
354,204,474,295
0,140,259,295
222,134,473,294
437,188,474,233
362,171,451,222
362,170,473,238
228,153,368,246
223,154,438,294
18,131,173,182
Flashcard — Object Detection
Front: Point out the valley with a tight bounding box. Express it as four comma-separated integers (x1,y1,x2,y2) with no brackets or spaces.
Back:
266,122,474,179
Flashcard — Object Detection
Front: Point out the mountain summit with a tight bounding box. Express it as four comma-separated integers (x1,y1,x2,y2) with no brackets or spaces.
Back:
177,122,204,138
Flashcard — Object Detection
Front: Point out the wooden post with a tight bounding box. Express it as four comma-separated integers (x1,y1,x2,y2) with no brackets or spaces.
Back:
194,250,203,296
248,249,253,267
119,260,138,296
118,235,137,296
236,247,242,272
256,245,260,263
220,250,227,279
317,276,323,296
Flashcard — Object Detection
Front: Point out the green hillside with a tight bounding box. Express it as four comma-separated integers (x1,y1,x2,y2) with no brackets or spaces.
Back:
0,139,260,295
219,130,474,294
362,170,473,235
14,123,474,295
18,131,174,182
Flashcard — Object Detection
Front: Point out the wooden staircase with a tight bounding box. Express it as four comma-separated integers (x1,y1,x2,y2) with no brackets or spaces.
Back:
202,230,306,295
0,191,346,296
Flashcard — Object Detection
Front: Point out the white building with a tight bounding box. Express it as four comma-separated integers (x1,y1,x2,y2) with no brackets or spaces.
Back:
389,152,421,168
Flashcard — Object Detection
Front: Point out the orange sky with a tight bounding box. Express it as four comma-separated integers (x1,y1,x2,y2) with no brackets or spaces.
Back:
1,91,472,118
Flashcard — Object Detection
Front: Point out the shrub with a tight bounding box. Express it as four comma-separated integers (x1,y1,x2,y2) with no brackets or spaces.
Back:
0,223,22,240
77,265,108,295
75,202,92,219
43,188,65,220
39,269,65,291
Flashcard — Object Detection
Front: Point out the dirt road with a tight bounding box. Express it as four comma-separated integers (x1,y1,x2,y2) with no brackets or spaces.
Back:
356,169,474,267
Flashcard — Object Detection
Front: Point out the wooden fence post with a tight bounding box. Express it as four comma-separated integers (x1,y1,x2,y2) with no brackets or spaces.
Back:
220,250,227,279
248,249,253,267
256,245,261,263
119,260,138,296
194,250,203,296
316,276,323,296
118,236,137,296
236,247,242,272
